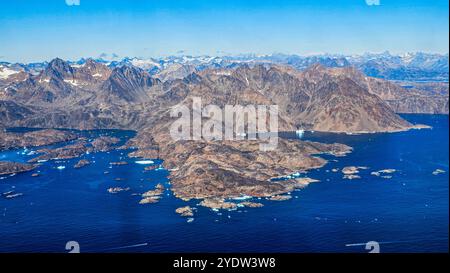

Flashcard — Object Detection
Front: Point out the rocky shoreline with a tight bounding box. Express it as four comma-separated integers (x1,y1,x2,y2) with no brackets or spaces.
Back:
0,129,77,151
0,127,352,213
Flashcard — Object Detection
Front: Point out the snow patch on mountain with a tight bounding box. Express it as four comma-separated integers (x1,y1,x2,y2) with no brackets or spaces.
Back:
0,65,20,79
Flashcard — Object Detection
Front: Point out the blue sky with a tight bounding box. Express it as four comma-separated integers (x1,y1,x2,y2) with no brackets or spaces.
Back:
0,0,448,62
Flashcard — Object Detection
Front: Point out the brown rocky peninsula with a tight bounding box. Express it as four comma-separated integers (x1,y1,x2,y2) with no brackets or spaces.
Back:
91,136,120,152
0,129,77,151
0,161,37,176
24,134,121,164
127,123,351,203
28,140,91,163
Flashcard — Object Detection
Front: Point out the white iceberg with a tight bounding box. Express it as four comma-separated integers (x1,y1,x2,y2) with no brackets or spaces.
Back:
232,195,252,201
135,160,154,165
295,129,304,138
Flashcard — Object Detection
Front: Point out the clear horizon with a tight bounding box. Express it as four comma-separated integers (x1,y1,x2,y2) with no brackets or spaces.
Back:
0,0,448,63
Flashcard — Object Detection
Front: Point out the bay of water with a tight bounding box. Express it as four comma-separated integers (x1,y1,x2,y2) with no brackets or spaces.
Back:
0,114,448,253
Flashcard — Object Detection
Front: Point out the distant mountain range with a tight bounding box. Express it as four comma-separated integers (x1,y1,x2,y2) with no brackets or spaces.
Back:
1,52,448,82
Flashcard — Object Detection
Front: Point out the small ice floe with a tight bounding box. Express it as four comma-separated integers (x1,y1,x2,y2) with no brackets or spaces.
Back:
2,191,14,196
26,151,36,156
371,169,396,177
186,218,194,223
135,160,154,165
3,192,23,199
37,160,48,163
232,195,252,201
155,165,164,171
0,176,6,180
295,129,304,138
432,169,446,175
56,166,66,170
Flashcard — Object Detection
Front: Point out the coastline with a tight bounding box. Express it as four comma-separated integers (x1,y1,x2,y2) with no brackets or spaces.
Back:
0,114,448,253
0,113,442,211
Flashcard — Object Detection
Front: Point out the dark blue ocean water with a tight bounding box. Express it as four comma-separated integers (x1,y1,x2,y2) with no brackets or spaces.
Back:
0,114,448,253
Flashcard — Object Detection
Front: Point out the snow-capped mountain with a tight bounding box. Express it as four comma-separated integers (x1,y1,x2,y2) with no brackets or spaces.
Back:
0,65,21,79
1,52,448,82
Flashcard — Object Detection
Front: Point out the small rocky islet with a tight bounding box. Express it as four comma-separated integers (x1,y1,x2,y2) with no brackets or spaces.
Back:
74,159,90,169
139,183,165,204
175,206,194,217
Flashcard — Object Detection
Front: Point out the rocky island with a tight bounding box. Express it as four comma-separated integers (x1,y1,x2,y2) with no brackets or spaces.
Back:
0,161,37,176
175,206,194,217
74,159,90,169
139,183,165,204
